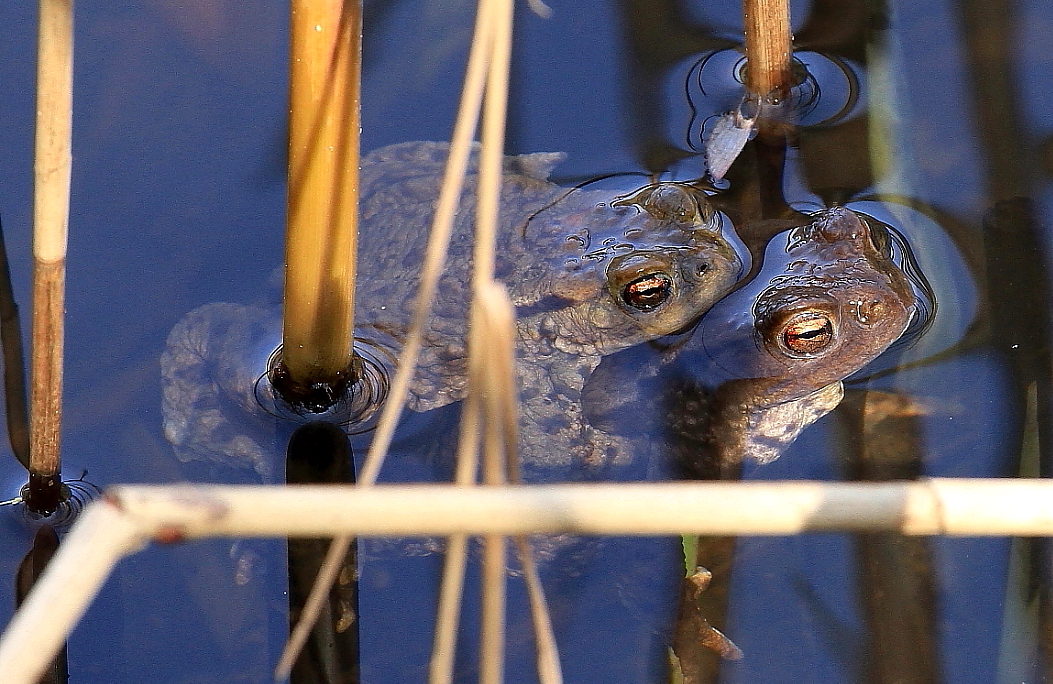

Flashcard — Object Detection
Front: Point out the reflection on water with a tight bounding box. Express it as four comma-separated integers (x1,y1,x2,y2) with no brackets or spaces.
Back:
0,0,1051,682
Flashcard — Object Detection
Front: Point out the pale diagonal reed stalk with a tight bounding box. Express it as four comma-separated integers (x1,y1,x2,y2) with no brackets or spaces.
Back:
28,0,73,514
12,479,1053,684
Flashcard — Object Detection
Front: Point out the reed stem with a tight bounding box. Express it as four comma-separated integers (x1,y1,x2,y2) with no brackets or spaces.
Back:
28,0,74,512
278,0,362,408
92,479,1053,538
742,0,793,97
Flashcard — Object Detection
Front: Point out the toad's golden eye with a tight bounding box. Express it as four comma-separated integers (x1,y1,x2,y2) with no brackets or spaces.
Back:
782,313,834,354
621,273,672,311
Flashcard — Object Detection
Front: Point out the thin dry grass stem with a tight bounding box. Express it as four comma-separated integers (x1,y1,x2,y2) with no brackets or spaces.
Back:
430,533,472,684
274,536,351,678
742,0,793,98
514,536,564,684
474,0,517,461
476,285,563,684
480,532,508,684
472,0,510,286
466,3,519,681
427,350,484,684
356,0,496,488
476,285,519,466
475,285,564,684
280,0,361,391
477,289,514,684
281,0,497,675
429,329,484,684
427,316,483,684
29,0,73,489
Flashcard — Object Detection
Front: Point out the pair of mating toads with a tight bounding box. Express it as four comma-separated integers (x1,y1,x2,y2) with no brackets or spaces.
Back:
161,142,927,480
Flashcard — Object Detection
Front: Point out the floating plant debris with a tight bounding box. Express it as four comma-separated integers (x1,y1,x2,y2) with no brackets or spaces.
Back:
703,97,759,181
683,48,864,179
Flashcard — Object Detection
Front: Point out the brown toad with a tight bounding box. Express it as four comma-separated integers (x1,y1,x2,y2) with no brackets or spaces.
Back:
681,206,924,470
583,206,931,477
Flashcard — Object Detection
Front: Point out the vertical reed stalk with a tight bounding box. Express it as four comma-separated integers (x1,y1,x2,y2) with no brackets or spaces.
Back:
278,0,493,672
742,0,793,98
28,0,74,514
279,0,362,407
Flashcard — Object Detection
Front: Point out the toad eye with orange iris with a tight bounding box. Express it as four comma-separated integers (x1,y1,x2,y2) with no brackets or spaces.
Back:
621,273,673,311
782,313,834,354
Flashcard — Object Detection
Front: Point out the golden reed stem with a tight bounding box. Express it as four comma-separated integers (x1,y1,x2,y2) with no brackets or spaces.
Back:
280,0,362,398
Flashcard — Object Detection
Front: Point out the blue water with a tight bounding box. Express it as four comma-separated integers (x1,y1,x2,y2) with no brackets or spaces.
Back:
0,0,1047,682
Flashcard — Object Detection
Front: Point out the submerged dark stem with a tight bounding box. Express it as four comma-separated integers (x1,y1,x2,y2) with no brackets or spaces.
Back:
286,421,360,684
15,525,69,684
836,389,941,684
22,472,64,517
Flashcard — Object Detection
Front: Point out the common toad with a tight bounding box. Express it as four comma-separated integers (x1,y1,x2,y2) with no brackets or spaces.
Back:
162,142,749,476
584,206,928,476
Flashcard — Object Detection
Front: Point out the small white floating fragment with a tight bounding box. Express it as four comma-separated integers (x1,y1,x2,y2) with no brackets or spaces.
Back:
526,0,553,18
703,100,758,181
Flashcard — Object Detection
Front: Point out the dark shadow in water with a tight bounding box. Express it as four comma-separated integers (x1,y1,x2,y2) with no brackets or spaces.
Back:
959,0,1053,677
286,422,360,684
835,389,941,684
15,525,68,684
0,214,28,472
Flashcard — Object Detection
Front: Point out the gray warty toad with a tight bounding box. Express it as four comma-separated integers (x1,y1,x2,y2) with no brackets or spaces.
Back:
162,142,748,478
